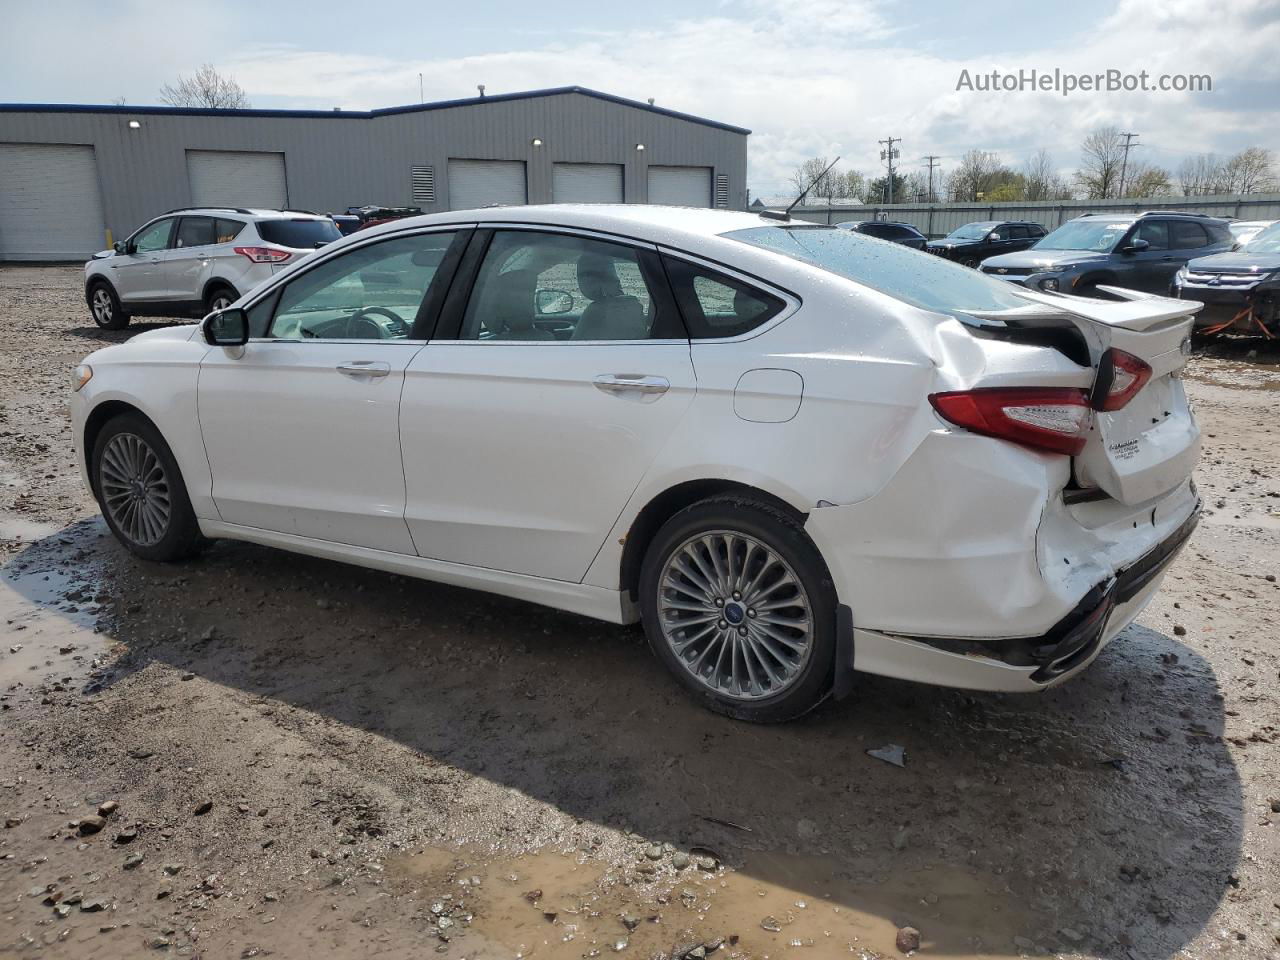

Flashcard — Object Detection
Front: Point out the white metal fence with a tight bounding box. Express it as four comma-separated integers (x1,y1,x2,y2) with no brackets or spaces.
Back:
782,193,1280,238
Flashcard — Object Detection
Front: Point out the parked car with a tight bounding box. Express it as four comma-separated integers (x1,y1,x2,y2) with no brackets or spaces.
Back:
980,211,1234,296
346,205,424,232
85,208,342,330
836,220,928,250
927,220,1047,266
1226,219,1276,248
1174,220,1280,334
71,205,1202,721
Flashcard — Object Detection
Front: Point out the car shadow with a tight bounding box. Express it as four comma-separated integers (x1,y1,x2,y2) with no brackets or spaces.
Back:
1,520,1244,957
66,319,197,345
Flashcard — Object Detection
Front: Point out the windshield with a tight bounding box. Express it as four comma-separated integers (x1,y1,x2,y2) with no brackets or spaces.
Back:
1034,220,1131,253
257,219,342,248
725,225,1030,315
1242,222,1280,254
945,223,993,241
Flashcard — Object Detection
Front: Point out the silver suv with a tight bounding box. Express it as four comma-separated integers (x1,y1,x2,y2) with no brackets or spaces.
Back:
84,208,341,330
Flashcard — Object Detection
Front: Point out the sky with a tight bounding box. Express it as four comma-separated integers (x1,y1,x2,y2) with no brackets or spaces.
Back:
2,0,1278,196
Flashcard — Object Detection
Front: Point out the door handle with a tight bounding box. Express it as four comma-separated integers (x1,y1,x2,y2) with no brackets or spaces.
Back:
337,360,391,378
593,374,670,396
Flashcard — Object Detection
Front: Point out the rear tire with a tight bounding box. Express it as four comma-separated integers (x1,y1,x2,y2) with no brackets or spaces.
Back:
639,496,838,722
92,414,202,563
204,284,240,316
89,281,129,330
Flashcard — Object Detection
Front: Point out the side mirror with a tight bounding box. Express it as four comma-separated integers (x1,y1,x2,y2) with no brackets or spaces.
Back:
113,240,129,255
1231,241,1242,251
535,288,574,316
203,308,249,346
1121,238,1150,254
988,232,1003,241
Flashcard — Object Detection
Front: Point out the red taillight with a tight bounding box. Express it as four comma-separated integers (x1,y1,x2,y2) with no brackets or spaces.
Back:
233,246,292,264
929,387,1092,456
1093,348,1152,412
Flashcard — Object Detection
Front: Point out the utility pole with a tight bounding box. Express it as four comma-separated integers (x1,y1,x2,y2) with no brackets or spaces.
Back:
923,155,941,203
1117,131,1140,199
418,73,424,102
879,136,901,205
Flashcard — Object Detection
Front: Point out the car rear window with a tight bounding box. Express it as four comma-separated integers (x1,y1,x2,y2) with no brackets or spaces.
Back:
724,224,1029,315
256,219,342,248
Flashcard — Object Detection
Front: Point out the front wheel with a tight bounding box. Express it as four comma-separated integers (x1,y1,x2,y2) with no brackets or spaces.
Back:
89,282,129,330
92,414,202,562
639,497,838,722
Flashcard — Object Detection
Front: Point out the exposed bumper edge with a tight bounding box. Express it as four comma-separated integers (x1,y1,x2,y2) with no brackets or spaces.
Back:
853,500,1200,692
832,604,855,700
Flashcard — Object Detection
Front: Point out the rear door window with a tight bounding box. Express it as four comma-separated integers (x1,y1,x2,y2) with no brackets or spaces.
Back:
1170,221,1210,249
175,216,217,249
662,256,785,339
1008,225,1030,240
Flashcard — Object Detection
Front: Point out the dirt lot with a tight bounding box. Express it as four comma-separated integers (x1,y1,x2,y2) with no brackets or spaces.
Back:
1,264,1278,960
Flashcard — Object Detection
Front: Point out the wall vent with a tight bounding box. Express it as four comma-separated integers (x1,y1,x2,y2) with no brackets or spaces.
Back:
714,174,730,208
411,165,436,203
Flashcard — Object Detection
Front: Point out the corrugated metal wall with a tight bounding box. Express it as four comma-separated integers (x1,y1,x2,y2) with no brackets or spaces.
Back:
789,194,1280,237
0,91,748,259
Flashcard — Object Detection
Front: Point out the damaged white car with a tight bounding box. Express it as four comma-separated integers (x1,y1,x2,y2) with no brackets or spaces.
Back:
70,205,1201,722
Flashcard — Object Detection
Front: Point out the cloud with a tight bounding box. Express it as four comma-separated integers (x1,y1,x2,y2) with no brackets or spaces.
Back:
7,0,1278,194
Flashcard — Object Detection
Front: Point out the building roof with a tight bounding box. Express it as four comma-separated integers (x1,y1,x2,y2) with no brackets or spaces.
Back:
0,85,751,135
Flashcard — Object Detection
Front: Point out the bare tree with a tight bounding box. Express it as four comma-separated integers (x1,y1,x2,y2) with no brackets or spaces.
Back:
1023,149,1071,201
948,150,1007,202
159,64,250,109
1178,154,1223,196
1220,147,1277,194
1075,127,1126,199
836,169,866,202
789,157,840,204
1121,163,1173,198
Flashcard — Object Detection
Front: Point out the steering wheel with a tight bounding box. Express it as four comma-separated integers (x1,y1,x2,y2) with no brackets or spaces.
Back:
345,306,405,339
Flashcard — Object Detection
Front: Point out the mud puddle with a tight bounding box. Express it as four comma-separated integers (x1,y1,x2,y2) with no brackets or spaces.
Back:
386,845,1045,959
1,515,112,693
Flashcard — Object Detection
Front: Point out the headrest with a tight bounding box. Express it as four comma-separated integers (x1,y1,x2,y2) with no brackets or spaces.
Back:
577,254,624,301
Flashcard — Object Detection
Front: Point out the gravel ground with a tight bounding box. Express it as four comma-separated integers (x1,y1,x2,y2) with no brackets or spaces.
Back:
1,264,1278,960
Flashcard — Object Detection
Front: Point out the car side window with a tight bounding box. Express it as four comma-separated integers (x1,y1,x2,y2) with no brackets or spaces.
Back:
132,219,174,253
215,219,245,243
265,231,457,341
1008,225,1029,240
662,256,786,339
175,217,217,249
1171,221,1210,249
458,231,676,342
1133,220,1170,250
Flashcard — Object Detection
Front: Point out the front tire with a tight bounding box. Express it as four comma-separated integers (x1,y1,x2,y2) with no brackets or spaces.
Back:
89,281,129,330
92,414,202,562
639,497,838,722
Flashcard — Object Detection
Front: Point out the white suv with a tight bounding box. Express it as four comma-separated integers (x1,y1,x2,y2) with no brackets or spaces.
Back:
84,208,342,330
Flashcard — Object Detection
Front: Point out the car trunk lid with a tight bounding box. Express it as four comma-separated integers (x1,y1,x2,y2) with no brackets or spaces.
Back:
967,287,1201,506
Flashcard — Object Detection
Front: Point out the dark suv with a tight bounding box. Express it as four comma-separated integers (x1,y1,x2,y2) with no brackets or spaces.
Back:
926,220,1047,266
980,211,1235,296
836,220,928,250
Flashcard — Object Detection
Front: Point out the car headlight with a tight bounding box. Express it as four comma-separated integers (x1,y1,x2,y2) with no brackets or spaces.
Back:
1036,265,1065,274
73,364,93,392
1039,278,1060,291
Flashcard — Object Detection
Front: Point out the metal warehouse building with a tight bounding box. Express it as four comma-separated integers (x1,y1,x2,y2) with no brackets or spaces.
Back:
0,86,749,261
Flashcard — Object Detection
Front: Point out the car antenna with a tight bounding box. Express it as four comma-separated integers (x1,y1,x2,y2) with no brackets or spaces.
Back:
761,156,842,222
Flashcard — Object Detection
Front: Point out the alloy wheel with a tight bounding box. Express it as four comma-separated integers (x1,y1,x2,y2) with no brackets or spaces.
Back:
657,530,813,701
210,294,233,312
99,433,172,547
92,288,113,325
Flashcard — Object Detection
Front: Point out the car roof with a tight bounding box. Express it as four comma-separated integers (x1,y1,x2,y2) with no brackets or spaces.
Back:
158,207,328,220
354,203,786,249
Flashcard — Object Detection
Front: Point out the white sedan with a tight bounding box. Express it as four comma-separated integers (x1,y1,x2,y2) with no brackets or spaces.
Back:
71,205,1202,722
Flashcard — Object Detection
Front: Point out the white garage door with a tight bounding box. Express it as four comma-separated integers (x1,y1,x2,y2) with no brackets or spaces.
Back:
187,150,287,209
0,143,106,261
646,166,712,207
448,160,527,210
553,163,623,203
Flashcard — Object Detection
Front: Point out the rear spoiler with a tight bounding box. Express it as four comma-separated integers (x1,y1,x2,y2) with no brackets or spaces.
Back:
969,286,1203,333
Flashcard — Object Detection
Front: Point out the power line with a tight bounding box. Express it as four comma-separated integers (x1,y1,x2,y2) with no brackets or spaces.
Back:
879,136,901,204
1118,131,1140,198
